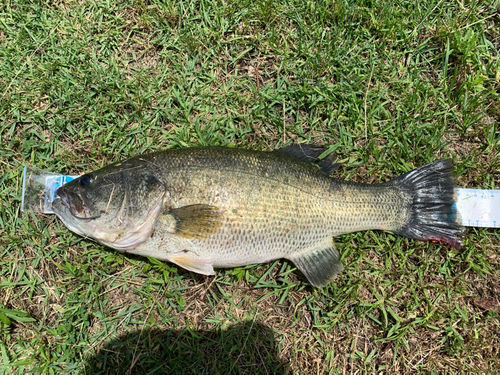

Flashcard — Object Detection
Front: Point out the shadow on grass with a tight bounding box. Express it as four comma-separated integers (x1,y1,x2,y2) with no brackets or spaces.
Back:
86,321,287,374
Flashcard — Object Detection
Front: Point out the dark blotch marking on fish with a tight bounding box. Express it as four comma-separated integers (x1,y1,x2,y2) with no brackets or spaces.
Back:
329,180,345,196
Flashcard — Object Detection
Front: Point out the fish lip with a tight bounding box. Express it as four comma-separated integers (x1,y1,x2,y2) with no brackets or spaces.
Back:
55,187,101,220
56,187,71,210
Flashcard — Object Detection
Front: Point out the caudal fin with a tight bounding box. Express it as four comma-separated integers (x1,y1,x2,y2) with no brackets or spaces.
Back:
390,159,464,249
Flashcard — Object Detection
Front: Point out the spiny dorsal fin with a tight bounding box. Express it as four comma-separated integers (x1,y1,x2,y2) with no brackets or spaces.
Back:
274,144,340,175
287,241,343,288
162,204,223,240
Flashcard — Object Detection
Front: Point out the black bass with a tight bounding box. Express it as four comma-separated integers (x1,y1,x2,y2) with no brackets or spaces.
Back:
52,145,464,287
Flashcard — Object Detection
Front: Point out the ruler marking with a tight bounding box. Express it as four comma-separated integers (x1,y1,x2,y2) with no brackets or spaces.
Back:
457,188,500,228
20,170,500,229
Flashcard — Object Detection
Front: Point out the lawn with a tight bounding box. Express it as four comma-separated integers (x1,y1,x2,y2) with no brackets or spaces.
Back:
1,0,499,373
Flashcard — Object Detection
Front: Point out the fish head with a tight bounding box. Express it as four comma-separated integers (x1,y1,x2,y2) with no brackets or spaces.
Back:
52,160,165,250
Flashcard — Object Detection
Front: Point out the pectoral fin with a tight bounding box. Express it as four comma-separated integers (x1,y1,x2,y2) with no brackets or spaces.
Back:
169,254,215,275
161,204,223,240
287,241,344,288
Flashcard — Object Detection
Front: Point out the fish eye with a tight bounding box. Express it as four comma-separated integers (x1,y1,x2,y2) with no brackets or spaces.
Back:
80,174,92,187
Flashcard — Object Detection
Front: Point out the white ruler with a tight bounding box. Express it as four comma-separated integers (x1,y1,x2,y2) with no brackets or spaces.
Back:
456,188,500,228
20,168,500,228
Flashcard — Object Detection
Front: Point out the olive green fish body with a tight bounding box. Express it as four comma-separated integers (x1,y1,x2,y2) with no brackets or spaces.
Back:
134,148,403,262
52,146,463,287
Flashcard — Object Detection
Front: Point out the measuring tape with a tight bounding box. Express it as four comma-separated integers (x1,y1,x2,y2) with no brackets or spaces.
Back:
21,167,499,228
21,167,78,214
456,188,500,228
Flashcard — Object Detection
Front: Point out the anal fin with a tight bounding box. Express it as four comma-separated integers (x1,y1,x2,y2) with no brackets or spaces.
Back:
287,241,343,288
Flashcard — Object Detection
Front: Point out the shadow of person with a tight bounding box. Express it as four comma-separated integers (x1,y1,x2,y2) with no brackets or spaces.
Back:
86,321,288,374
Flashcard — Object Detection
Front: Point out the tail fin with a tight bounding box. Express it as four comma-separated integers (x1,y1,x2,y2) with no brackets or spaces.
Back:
389,159,464,249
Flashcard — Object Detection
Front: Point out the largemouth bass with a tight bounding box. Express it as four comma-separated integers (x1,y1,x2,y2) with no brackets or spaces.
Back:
52,145,464,287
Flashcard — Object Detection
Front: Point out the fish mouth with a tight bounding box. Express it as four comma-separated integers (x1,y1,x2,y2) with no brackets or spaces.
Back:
56,187,101,219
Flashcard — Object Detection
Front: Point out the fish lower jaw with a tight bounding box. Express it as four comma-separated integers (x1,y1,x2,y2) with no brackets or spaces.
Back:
93,227,154,251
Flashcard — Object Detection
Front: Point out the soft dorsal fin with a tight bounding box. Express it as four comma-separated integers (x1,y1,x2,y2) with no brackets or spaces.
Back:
161,204,223,240
274,144,340,175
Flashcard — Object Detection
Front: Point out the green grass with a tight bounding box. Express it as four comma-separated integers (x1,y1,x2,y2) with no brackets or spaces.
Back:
1,0,499,373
